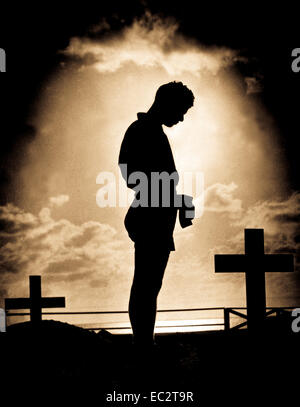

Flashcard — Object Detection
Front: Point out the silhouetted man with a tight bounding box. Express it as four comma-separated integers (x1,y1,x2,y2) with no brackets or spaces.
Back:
118,81,195,352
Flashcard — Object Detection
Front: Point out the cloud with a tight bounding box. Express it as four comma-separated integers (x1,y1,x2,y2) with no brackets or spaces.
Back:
0,124,37,205
0,203,37,234
206,191,300,273
245,76,263,94
200,185,299,258
204,182,243,216
198,191,300,305
232,193,300,301
61,12,241,76
234,192,300,255
49,194,70,207
199,190,300,262
0,202,130,307
1,191,299,310
88,18,111,35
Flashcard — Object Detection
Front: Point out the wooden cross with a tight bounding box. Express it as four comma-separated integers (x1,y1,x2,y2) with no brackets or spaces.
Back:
215,229,294,333
5,275,65,324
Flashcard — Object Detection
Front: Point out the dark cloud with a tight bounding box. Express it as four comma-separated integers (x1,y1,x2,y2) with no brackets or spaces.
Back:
46,258,92,274
273,213,300,224
0,203,37,234
232,193,300,271
207,190,300,261
0,124,37,205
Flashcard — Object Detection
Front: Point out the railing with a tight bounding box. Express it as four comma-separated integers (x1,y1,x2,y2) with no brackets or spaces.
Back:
5,306,297,333
6,307,226,332
223,307,297,331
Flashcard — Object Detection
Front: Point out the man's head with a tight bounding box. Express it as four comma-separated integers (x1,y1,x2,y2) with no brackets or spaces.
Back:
152,81,194,127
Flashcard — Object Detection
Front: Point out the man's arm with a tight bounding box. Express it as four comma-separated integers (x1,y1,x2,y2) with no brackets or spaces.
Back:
118,122,144,190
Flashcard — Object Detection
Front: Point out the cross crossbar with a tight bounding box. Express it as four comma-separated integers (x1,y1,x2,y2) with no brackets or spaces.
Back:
5,276,65,324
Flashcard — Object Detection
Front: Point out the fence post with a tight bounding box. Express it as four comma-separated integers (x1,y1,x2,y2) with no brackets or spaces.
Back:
0,48,6,72
0,308,6,332
224,308,230,331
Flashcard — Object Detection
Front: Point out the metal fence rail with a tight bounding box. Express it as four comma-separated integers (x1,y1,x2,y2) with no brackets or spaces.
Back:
6,307,226,332
6,306,297,332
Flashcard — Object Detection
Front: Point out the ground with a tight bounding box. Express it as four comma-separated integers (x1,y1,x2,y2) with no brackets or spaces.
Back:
0,317,299,405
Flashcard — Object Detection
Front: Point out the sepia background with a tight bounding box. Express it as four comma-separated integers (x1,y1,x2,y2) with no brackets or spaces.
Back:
0,1,299,330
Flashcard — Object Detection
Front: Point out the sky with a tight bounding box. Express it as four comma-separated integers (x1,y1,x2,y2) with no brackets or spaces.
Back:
0,2,299,327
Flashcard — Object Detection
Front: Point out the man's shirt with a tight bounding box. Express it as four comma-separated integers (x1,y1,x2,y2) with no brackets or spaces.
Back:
119,112,179,251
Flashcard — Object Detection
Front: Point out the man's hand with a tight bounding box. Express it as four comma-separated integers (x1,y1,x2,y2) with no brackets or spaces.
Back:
179,194,195,228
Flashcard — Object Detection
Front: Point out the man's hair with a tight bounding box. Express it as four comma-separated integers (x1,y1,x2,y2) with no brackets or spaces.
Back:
154,81,195,110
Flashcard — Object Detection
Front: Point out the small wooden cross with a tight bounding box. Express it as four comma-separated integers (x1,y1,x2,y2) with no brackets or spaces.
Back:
215,229,294,332
5,275,65,324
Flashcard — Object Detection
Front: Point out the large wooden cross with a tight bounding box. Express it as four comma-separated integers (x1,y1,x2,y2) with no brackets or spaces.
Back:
5,275,65,324
215,229,294,332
